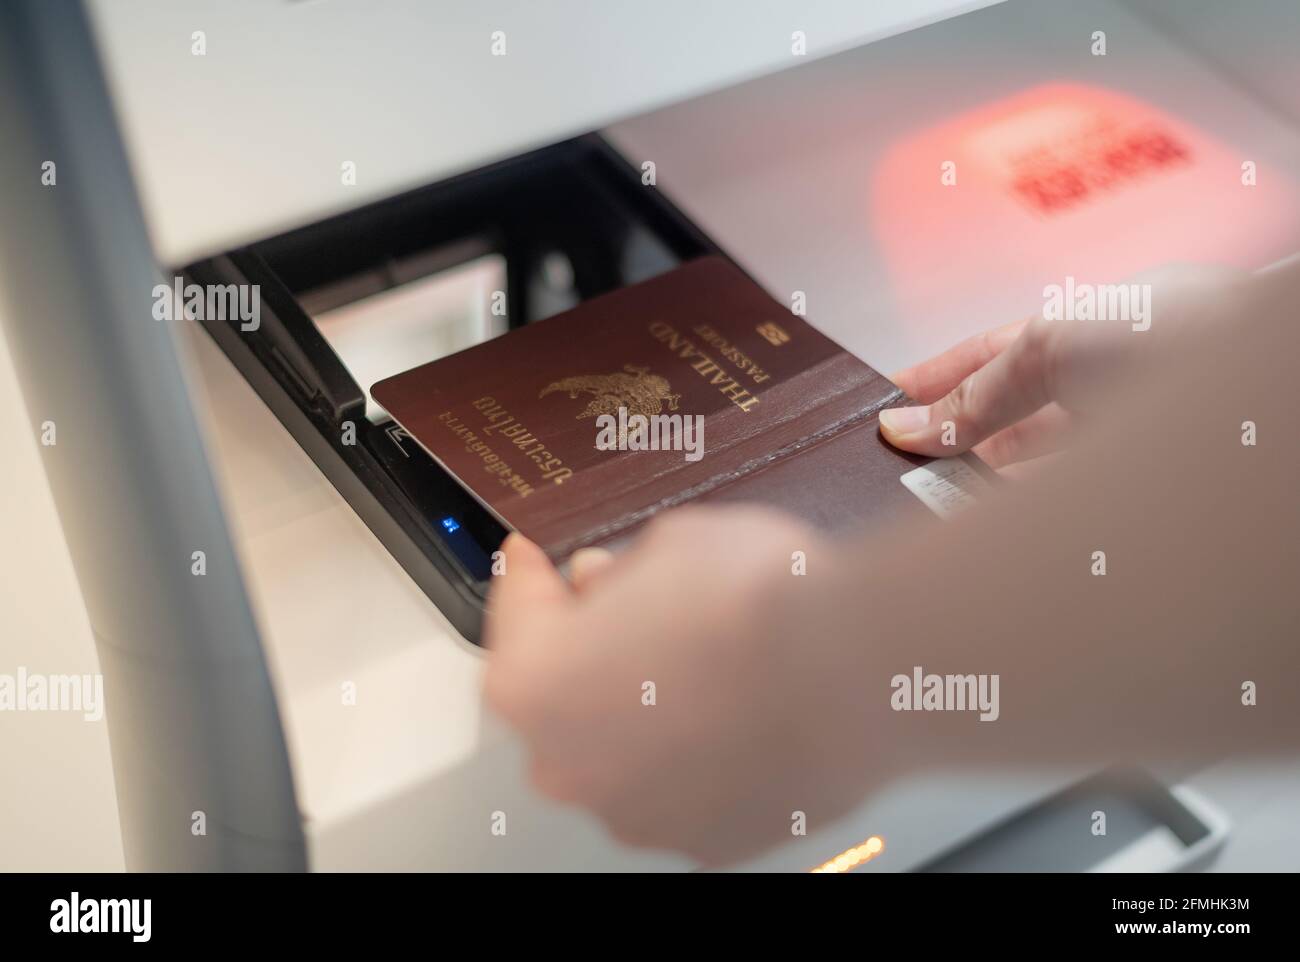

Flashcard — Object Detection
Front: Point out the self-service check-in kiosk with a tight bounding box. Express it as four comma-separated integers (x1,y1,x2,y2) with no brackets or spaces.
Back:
3,0,1297,871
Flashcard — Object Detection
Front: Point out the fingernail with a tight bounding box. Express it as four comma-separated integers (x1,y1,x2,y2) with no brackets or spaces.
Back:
569,547,616,588
879,405,931,436
570,546,614,569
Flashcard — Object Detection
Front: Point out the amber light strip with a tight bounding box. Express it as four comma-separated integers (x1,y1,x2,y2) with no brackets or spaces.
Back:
809,836,885,873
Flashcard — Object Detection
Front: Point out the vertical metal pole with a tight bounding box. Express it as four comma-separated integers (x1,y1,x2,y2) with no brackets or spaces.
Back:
0,0,306,870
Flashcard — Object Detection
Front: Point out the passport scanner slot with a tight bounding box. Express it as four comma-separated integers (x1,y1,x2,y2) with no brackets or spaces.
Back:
182,135,721,642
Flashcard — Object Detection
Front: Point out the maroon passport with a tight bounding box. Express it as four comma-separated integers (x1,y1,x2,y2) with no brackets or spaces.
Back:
372,257,985,559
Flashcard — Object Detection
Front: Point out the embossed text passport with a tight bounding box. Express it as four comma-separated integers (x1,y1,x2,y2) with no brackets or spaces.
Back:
372,257,986,559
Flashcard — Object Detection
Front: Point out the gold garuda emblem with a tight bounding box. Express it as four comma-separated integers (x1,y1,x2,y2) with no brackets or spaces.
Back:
539,364,681,423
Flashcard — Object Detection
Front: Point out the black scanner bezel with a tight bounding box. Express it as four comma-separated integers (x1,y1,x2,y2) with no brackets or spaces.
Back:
182,135,721,643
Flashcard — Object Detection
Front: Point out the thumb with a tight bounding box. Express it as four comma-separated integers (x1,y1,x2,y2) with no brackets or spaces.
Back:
880,321,1056,456
484,532,572,650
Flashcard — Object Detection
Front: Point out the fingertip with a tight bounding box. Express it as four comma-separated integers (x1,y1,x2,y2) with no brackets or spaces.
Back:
878,405,931,445
500,530,545,567
568,546,616,593
879,405,954,456
887,368,914,395
498,531,564,586
485,531,572,647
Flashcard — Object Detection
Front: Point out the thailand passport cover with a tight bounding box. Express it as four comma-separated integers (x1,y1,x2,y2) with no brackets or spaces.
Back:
372,257,988,559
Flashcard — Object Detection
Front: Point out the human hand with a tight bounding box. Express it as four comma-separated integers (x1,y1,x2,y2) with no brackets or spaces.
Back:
482,505,880,866
879,264,1251,471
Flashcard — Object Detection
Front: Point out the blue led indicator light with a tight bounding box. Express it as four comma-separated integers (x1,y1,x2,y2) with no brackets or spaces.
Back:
441,516,461,534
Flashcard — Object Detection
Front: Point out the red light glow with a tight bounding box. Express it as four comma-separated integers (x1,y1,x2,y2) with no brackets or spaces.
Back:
873,83,1300,353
